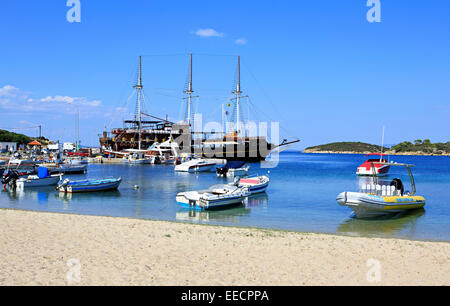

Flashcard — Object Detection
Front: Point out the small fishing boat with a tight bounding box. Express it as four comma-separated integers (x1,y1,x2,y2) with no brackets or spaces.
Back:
174,158,216,173
337,162,426,218
57,177,122,193
2,167,62,190
216,161,250,177
176,184,250,210
236,175,270,195
356,153,392,176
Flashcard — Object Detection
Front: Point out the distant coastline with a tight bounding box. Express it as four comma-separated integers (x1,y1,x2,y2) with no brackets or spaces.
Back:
302,150,450,157
303,141,450,157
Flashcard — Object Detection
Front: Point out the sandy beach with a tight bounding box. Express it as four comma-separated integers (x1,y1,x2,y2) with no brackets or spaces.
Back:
0,209,448,286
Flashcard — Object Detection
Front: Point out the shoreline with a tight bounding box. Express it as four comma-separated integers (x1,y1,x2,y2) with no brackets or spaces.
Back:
1,207,448,244
1,209,448,286
302,150,450,156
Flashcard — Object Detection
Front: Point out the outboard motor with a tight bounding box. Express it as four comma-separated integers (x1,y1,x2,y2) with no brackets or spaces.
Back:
2,170,20,190
216,166,229,177
390,178,404,196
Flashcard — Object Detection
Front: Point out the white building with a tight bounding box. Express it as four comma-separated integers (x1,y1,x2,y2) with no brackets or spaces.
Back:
0,142,17,152
48,143,63,151
63,142,75,151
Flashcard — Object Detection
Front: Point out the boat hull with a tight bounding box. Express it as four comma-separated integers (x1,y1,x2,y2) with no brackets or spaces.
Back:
16,175,62,188
176,185,249,210
337,192,425,218
238,176,270,195
50,165,87,175
59,179,122,193
175,161,216,173
357,164,390,176
177,194,245,211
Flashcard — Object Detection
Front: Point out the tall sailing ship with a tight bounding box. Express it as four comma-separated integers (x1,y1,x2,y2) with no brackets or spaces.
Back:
99,55,298,161
199,56,299,161
99,56,188,153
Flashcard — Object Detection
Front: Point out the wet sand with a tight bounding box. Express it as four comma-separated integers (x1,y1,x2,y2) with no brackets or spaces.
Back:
0,209,448,286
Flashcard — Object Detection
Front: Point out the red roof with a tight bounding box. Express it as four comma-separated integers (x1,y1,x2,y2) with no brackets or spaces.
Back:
28,140,42,146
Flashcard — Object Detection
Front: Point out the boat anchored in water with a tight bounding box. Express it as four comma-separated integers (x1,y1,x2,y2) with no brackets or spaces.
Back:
174,158,216,173
356,153,392,176
337,162,426,218
237,175,270,195
57,178,122,193
216,161,250,177
176,184,250,210
2,167,62,190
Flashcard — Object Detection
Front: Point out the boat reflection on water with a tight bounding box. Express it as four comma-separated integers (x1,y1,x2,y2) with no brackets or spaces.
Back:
176,206,251,223
337,209,426,238
246,193,269,208
2,187,53,202
55,190,122,206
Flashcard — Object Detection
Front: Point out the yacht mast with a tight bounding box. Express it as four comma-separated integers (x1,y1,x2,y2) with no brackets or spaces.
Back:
380,126,385,161
233,56,242,135
134,56,143,150
184,53,194,126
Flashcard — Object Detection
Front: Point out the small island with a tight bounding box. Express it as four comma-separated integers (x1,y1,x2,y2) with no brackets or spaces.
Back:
304,140,450,156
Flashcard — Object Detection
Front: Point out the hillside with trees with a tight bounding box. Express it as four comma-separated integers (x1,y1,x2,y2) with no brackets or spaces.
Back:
304,140,450,155
0,130,32,145
391,139,450,155
304,142,388,153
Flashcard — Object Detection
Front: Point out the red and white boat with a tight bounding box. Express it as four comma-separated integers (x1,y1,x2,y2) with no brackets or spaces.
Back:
356,153,391,176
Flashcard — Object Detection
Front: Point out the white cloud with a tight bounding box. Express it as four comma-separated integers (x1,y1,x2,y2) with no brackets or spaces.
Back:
41,95,76,103
40,95,101,107
192,28,224,38
0,86,102,115
0,85,19,97
235,38,247,45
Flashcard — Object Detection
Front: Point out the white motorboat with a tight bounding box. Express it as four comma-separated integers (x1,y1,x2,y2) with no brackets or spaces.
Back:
174,158,216,173
237,175,270,195
356,153,391,176
337,163,426,218
147,138,179,165
66,157,89,166
124,149,150,165
216,161,250,177
176,184,250,210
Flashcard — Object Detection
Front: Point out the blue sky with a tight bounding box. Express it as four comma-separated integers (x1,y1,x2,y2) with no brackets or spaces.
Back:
0,0,449,148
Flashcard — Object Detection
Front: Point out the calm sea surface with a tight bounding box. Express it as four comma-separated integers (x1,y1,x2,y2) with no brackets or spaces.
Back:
1,153,449,241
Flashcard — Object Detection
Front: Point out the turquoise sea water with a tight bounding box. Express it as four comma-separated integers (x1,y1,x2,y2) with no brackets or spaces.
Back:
1,153,449,241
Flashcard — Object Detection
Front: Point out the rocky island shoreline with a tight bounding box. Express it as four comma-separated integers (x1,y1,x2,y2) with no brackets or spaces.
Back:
303,141,450,156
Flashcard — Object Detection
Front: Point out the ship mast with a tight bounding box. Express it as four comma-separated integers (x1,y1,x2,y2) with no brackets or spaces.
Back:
134,56,143,150
233,56,243,135
184,53,194,126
